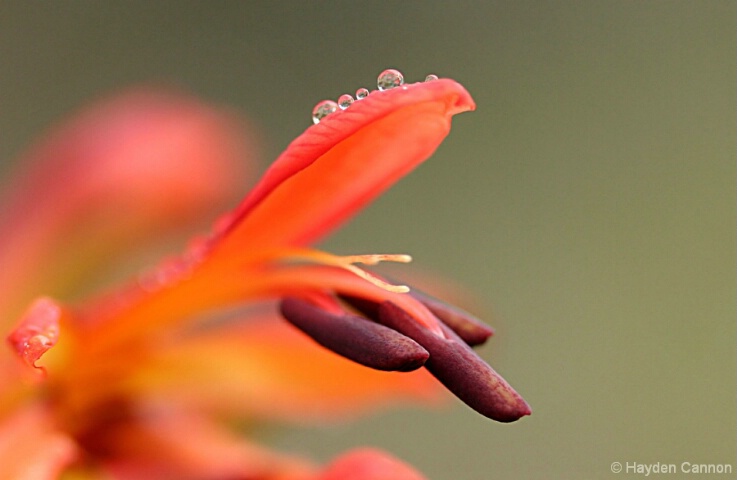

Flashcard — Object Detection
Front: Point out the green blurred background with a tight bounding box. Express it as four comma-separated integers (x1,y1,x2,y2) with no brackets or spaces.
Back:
1,2,734,478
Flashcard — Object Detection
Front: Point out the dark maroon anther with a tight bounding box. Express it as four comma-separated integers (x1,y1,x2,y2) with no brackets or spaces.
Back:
279,297,429,372
340,292,493,347
338,294,381,319
407,290,494,346
377,301,531,422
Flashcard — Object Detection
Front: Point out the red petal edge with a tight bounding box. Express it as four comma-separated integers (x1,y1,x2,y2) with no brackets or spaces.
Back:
318,448,427,480
211,78,476,251
7,297,62,371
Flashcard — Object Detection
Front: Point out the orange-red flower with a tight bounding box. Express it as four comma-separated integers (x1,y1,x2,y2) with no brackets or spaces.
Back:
0,71,529,479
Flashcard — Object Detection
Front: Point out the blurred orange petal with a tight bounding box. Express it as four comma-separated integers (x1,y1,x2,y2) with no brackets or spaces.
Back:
0,405,78,480
97,410,315,480
0,88,256,323
130,313,444,423
6,297,64,372
316,448,427,480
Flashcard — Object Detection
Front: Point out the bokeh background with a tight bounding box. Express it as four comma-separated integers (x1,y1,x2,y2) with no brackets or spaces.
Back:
1,2,734,479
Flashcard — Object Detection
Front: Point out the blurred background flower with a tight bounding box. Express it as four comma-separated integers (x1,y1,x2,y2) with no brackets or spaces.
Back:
0,2,733,478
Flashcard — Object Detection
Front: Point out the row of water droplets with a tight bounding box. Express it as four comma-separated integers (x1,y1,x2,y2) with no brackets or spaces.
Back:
312,69,439,124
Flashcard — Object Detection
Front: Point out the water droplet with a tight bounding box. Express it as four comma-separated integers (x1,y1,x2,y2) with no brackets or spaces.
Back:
355,88,370,99
338,94,354,109
377,69,404,91
312,100,338,124
425,74,439,82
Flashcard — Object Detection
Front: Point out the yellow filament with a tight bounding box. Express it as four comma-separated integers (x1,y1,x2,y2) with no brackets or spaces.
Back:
248,249,413,294
334,263,410,293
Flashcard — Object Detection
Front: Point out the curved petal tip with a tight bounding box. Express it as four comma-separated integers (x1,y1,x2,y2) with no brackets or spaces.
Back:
218,76,477,250
6,297,63,372
318,448,427,480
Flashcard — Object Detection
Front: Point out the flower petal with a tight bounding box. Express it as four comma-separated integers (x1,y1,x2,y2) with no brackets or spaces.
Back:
98,414,427,480
0,405,78,480
212,78,475,255
6,297,63,372
127,314,444,424
316,448,427,480
0,88,255,323
96,409,315,480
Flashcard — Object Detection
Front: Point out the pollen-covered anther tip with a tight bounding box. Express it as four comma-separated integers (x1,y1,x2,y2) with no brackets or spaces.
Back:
279,297,429,372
